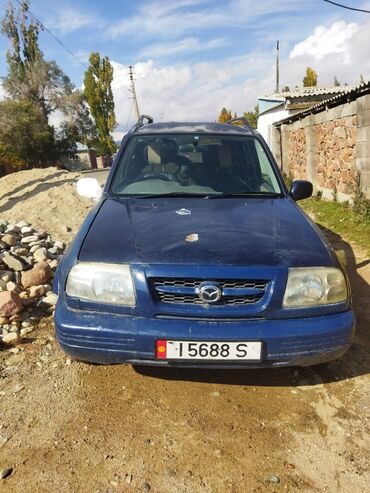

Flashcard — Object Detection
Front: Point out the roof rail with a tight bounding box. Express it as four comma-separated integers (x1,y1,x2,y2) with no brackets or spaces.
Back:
129,114,154,134
227,117,251,127
137,114,154,126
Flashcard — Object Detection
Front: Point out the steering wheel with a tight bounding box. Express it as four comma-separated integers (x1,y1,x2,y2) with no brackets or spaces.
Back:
135,172,178,182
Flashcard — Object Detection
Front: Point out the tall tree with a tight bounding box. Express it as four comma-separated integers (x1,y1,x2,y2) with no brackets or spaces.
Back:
303,67,318,87
218,107,232,123
0,99,55,167
1,0,96,164
334,76,341,86
243,104,259,129
84,52,117,156
1,1,75,120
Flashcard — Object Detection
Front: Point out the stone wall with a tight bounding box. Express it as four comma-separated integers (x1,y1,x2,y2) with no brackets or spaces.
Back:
288,128,306,180
271,93,370,199
315,118,357,194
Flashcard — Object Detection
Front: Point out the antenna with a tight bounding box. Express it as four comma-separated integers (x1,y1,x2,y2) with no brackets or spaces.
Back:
276,40,280,93
129,65,140,120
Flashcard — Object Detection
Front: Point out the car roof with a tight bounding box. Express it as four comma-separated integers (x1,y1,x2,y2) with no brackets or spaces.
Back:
134,121,256,136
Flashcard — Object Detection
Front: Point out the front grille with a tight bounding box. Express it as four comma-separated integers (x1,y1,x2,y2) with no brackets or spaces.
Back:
150,278,269,306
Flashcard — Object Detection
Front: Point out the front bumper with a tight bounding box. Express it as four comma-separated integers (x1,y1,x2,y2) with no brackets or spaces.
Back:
54,301,355,368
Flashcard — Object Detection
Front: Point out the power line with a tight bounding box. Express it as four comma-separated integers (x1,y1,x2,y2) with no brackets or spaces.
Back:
13,0,88,67
322,0,370,13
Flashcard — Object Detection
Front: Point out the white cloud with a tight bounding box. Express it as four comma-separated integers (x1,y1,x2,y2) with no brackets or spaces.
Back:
47,7,99,34
139,37,228,58
107,0,303,40
109,17,370,132
289,21,359,62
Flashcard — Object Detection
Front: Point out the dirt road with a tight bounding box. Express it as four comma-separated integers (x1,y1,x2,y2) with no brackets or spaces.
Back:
1,169,369,492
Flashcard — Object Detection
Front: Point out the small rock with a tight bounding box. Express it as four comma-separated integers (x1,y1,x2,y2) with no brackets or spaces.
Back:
13,384,24,393
269,475,280,484
1,234,17,247
21,261,52,288
6,281,19,292
16,221,29,229
142,483,151,492
0,467,12,479
29,285,46,298
125,474,133,484
0,271,13,282
3,252,27,272
20,327,34,336
21,235,39,244
42,293,58,306
33,248,48,262
2,333,19,344
0,291,23,317
210,391,220,397
14,248,29,256
5,224,20,233
54,241,65,250
20,226,33,234
0,316,9,325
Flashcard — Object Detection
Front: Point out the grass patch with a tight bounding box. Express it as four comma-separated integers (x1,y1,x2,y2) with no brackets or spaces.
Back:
301,198,370,256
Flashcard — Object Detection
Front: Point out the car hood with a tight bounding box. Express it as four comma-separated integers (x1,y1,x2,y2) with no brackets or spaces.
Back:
78,197,333,267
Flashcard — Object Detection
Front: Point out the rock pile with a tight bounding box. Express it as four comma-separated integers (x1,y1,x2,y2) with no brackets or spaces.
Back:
0,219,64,343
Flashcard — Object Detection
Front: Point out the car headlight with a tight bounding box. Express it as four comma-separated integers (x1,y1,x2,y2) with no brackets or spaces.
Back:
66,263,136,306
283,267,348,308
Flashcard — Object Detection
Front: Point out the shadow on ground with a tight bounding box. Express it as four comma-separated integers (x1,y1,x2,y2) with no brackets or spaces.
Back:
0,178,77,214
136,224,370,387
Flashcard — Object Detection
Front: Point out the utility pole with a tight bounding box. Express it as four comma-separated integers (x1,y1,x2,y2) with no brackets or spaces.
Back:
129,65,140,119
276,40,280,93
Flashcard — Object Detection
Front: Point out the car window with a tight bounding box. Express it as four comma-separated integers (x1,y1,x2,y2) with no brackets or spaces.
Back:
110,134,282,196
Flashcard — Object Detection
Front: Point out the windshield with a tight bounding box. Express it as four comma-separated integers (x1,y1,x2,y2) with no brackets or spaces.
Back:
110,134,283,196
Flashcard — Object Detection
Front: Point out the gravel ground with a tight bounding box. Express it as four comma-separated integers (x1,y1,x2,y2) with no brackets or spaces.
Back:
0,167,369,492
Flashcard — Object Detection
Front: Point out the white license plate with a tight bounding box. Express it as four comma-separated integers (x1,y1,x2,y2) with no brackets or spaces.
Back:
156,340,262,361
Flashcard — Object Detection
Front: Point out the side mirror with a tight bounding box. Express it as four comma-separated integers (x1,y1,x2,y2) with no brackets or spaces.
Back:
76,178,102,200
290,180,313,201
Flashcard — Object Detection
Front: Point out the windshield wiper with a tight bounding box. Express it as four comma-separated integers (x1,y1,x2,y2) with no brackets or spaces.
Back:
115,192,220,199
206,192,282,198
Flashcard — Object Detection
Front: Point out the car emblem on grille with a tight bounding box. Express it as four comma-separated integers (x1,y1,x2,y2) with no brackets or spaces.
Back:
198,281,222,303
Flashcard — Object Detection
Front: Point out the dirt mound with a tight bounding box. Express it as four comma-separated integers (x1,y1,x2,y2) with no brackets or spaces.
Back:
0,167,93,243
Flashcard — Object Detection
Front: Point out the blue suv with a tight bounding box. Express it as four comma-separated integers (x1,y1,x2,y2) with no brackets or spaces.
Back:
53,116,355,367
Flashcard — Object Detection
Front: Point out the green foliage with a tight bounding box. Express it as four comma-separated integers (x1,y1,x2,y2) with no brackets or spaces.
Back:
1,1,74,120
315,190,323,201
0,1,97,164
84,52,117,156
334,76,341,86
0,99,55,167
243,104,259,129
302,198,370,256
218,107,232,123
303,67,318,87
281,86,290,92
352,174,370,224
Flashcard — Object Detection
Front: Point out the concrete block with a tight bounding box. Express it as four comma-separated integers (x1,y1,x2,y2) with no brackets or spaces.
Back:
356,125,370,143
356,94,370,112
357,109,370,127
356,141,370,159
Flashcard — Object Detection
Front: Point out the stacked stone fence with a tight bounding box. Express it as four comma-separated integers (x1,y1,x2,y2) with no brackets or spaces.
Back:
271,93,370,200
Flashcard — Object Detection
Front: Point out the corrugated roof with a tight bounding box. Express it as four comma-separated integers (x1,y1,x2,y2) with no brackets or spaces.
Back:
262,85,357,100
273,81,370,126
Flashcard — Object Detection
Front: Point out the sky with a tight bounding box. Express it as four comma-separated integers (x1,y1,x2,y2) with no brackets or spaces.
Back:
0,0,370,138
